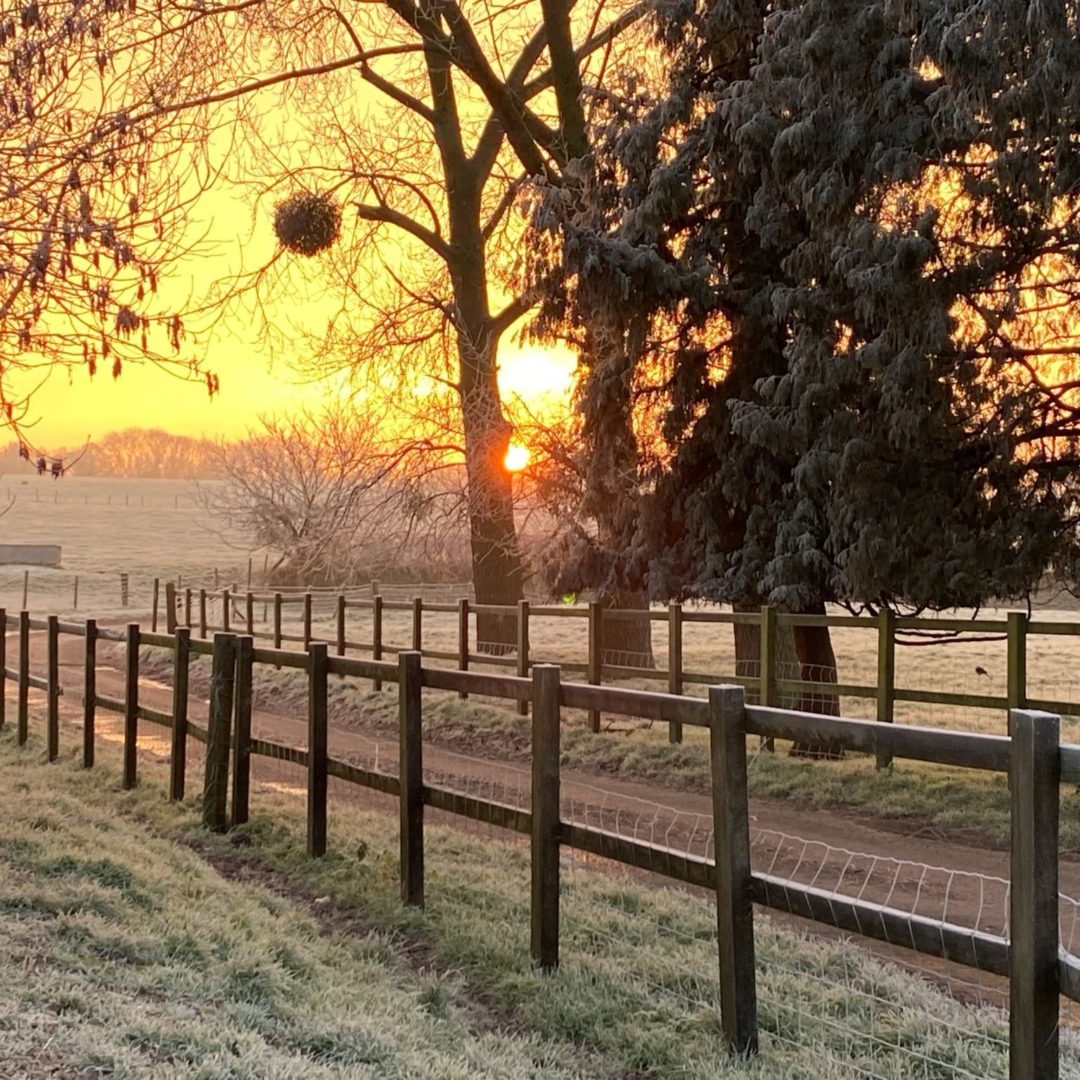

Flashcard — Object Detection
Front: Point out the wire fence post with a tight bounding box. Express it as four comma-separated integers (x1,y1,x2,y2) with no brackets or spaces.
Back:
73,575,78,611
122,623,140,789
21,570,28,611
336,594,346,657
273,592,282,653
222,588,231,633
151,578,160,632
876,607,896,770
169,627,190,801
184,587,192,628
517,600,530,716
531,663,562,969
307,641,329,857
246,591,255,637
373,595,384,691
759,605,777,752
1009,707,1060,1080
399,650,424,906
199,589,207,638
1007,611,1028,735
18,610,29,745
165,582,177,633
83,619,96,768
303,592,313,652
709,684,757,1056
458,598,469,699
0,608,6,732
203,633,236,833
46,615,59,762
588,601,601,732
668,601,683,743
411,596,423,652
232,635,254,827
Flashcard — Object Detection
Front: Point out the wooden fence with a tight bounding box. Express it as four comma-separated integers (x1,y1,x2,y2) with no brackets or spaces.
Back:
2,605,1080,1077
160,583,1080,757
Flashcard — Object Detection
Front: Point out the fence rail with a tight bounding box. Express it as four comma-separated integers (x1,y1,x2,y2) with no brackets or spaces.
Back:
0,604,1077,1077
159,583,1080,757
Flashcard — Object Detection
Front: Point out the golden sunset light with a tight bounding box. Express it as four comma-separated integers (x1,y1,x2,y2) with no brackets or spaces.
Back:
503,442,530,472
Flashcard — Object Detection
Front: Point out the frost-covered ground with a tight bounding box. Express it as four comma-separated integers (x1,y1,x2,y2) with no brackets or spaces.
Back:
0,476,251,617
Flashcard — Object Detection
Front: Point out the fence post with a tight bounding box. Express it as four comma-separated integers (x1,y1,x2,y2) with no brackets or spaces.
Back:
517,600,530,716
0,608,5,732
73,575,78,611
531,663,561,969
120,572,129,608
21,570,28,611
184,587,192,628
759,605,777,752
246,592,255,637
232,635,254,827
458,598,469,699
412,596,423,652
1009,708,1060,1080
336,595,346,657
709,684,758,1055
303,592,313,652
222,588,231,633
307,641,329,857
151,578,160,632
199,589,207,638
668,602,683,743
169,627,190,801
165,582,177,633
588,601,602,732
18,610,29,745
373,595,384,691
83,619,96,768
876,608,896,770
46,615,59,762
203,633,237,832
122,623,140,789
273,592,282,651
399,650,424,906
1007,611,1028,735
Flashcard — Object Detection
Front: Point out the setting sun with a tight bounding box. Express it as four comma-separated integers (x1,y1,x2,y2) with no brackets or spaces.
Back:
504,443,530,472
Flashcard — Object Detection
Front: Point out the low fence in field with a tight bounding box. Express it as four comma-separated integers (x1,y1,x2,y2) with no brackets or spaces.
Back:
1,606,1079,1077
159,581,1080,753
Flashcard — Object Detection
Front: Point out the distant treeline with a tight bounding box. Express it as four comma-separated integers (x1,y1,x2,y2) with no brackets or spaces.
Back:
1,429,226,480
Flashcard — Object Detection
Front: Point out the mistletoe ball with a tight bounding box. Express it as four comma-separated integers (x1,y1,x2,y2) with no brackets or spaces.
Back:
272,192,341,256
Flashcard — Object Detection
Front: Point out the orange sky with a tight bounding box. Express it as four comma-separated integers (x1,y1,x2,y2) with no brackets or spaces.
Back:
19,331,576,448
7,5,589,452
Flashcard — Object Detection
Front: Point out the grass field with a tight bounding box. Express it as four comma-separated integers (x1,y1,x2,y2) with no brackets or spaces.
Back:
2,726,1056,1078
5,475,1080,742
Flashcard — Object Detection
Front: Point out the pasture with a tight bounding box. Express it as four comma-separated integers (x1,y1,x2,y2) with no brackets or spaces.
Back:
3,476,1080,743
0,725,1057,1079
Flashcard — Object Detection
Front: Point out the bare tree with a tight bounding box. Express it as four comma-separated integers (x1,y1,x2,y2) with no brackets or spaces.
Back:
0,0,226,443
196,402,471,584
132,0,645,645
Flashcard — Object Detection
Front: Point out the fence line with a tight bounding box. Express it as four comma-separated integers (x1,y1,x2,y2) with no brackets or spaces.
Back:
160,582,1080,749
1,605,1078,1077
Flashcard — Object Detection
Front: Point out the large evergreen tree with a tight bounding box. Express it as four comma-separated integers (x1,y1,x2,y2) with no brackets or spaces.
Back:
533,0,1080,747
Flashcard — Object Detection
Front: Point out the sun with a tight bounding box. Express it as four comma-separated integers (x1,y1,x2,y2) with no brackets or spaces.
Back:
504,443,530,472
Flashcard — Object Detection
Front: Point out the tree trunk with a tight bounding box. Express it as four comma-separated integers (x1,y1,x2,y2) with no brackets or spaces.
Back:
460,363,524,652
790,601,843,759
599,588,654,669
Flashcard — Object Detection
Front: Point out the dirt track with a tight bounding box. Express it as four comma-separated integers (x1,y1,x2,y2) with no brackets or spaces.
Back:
9,625,1080,1013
